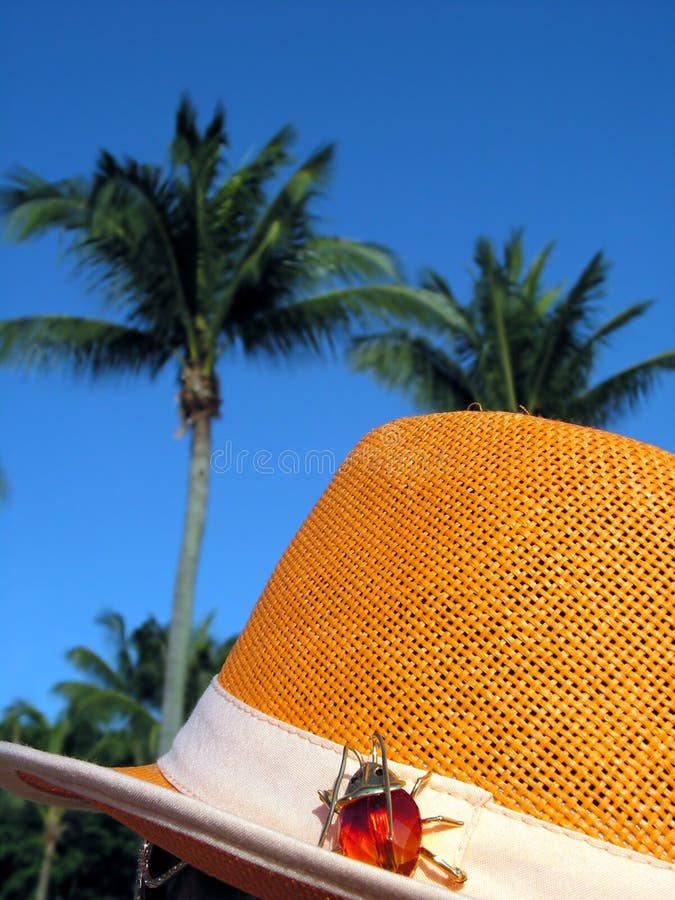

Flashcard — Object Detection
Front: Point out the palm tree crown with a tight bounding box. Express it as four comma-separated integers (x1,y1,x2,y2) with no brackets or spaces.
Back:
1,98,426,399
350,232,675,426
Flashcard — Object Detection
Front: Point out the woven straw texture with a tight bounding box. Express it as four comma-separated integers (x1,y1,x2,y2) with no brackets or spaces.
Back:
221,411,674,861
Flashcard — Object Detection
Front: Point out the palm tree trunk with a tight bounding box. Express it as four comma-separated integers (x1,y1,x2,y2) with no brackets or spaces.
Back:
35,808,63,900
159,415,212,754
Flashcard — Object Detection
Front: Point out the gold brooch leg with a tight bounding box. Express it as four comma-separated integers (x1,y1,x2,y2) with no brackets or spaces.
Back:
421,814,464,828
419,845,467,885
410,771,432,799
410,769,467,884
318,743,351,848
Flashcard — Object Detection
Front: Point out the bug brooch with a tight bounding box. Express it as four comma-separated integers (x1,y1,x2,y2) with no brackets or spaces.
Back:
318,733,467,885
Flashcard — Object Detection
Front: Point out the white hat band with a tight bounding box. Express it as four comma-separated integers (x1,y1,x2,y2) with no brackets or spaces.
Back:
157,679,675,899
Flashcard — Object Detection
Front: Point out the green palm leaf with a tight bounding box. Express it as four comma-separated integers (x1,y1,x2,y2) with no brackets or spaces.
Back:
0,169,88,239
0,316,170,376
300,236,400,284
523,241,556,306
350,331,476,410
236,285,467,358
565,351,675,426
582,300,654,347
527,252,608,410
215,144,335,320
54,684,158,730
61,649,123,690
211,124,295,249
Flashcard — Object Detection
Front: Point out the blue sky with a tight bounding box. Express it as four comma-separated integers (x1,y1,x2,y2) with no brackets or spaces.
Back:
2,1,674,718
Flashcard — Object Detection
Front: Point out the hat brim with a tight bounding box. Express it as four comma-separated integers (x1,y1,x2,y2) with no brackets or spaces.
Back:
0,741,463,900
3,682,674,899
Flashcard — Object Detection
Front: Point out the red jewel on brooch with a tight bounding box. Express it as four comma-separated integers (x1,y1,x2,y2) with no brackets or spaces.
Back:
318,733,467,885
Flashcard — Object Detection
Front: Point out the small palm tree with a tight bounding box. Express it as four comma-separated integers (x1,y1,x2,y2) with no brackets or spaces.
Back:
55,612,163,764
0,97,442,751
55,610,236,763
2,703,72,900
350,232,675,425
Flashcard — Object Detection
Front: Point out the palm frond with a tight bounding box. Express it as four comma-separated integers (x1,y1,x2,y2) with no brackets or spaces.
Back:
210,125,296,251
94,610,138,684
94,610,127,647
87,153,198,344
503,230,524,284
58,685,158,728
421,269,479,361
0,316,170,377
421,269,457,300
171,94,228,179
563,351,675,426
523,241,556,305
215,144,335,327
2,701,50,732
582,300,654,348
169,98,232,318
0,168,89,240
190,612,216,650
474,252,518,411
533,284,564,317
526,252,608,411
44,717,71,755
86,727,158,766
561,251,608,322
172,95,202,156
299,237,400,285
60,648,123,689
346,232,672,427
295,284,469,329
232,285,469,359
473,236,498,276
349,331,476,410
471,237,510,350
245,142,333,253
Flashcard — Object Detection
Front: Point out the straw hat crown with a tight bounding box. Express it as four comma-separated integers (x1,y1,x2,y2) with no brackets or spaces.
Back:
220,411,674,861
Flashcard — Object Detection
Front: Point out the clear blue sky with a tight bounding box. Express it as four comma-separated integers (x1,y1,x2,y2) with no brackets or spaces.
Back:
2,1,674,718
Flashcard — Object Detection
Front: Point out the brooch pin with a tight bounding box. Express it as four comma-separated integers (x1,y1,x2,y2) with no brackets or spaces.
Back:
318,733,467,885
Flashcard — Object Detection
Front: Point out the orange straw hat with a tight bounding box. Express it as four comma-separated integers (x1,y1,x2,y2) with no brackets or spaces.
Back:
1,411,674,899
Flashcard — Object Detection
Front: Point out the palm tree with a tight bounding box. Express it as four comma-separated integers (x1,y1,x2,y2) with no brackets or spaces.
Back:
350,231,675,425
55,610,236,763
0,96,444,752
54,612,163,764
1,703,72,900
